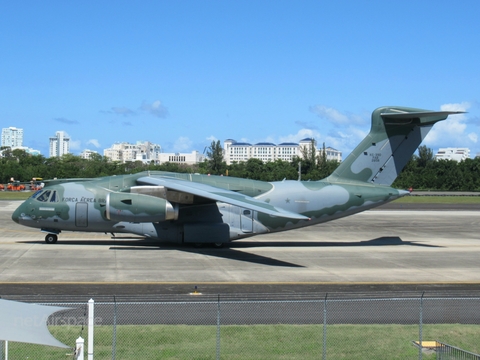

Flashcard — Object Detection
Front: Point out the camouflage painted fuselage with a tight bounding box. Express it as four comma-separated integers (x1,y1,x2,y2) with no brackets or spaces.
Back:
12,106,461,244
12,171,406,243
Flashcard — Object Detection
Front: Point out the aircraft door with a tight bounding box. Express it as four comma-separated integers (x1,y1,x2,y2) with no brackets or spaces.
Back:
75,202,88,227
240,209,253,233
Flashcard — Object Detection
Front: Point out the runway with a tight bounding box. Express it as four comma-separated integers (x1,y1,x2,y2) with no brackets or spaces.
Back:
1,200,480,296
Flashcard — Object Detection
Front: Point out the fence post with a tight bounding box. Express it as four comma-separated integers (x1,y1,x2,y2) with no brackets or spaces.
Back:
216,294,221,360
75,337,84,360
323,293,328,360
112,295,117,360
418,292,425,360
88,298,94,360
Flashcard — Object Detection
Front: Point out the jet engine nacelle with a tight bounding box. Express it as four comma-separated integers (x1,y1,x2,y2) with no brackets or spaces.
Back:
106,191,178,223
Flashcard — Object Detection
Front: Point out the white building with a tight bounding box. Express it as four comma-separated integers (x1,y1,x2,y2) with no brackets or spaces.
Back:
434,148,470,162
158,151,206,165
134,141,162,162
323,146,343,162
104,142,160,163
49,131,70,157
103,141,203,165
1,127,23,148
223,138,342,165
80,149,99,160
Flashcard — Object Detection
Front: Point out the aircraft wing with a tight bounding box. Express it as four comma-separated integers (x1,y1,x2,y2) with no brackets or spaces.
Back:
136,176,309,220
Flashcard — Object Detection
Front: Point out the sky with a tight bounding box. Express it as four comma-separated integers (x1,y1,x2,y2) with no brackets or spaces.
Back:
1,1,479,159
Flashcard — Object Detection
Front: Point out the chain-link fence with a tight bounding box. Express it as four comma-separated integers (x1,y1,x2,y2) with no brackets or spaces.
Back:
3,294,480,359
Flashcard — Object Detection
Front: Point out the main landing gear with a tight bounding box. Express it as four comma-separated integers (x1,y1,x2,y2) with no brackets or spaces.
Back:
194,242,226,248
45,233,58,244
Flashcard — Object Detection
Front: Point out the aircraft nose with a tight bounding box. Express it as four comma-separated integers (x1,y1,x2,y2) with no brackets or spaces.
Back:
12,202,27,224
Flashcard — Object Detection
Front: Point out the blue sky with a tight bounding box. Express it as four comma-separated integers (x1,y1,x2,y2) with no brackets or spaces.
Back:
1,1,479,158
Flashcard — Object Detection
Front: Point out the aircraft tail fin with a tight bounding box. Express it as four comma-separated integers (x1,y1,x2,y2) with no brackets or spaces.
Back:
327,106,464,186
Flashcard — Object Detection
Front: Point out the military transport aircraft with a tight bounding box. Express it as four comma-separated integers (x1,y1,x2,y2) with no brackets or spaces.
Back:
12,106,462,246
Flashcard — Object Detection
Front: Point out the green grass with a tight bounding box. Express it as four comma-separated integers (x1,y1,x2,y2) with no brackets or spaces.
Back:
6,324,480,360
0,191,33,200
394,195,480,204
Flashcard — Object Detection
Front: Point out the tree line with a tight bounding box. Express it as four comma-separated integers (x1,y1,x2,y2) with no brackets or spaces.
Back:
1,144,479,191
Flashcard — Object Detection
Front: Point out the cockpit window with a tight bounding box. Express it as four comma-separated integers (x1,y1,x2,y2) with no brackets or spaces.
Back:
34,190,59,203
50,191,58,202
36,190,51,202
31,190,42,199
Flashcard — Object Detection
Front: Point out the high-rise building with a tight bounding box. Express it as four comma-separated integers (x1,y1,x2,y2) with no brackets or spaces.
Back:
49,131,70,157
1,127,23,148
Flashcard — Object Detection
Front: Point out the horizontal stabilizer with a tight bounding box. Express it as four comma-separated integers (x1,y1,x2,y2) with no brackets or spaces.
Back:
380,109,465,124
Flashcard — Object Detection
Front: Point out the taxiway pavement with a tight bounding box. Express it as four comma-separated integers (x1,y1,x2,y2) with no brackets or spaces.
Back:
1,200,479,296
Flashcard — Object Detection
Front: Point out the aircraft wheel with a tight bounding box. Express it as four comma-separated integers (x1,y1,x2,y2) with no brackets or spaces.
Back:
45,234,58,244
212,242,225,248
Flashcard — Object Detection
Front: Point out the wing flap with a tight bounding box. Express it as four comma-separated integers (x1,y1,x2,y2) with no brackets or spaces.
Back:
136,176,309,220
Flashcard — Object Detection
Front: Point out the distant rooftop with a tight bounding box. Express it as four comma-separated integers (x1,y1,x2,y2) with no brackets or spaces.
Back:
255,142,276,146
226,139,300,147
230,142,252,146
278,142,299,146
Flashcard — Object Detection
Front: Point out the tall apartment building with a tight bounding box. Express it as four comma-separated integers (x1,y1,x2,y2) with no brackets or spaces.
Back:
434,147,470,162
223,138,342,165
1,127,23,147
49,131,70,157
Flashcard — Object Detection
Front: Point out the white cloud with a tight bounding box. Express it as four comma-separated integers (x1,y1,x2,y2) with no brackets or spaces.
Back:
54,117,79,124
69,139,81,151
325,127,368,154
309,105,365,126
468,133,478,143
440,102,471,112
104,100,169,118
111,107,135,116
279,129,322,144
206,135,218,143
87,139,101,148
263,136,276,144
140,100,168,118
424,102,475,150
173,136,192,152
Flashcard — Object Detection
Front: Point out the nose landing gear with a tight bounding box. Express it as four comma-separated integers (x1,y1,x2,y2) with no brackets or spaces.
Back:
44,233,58,244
